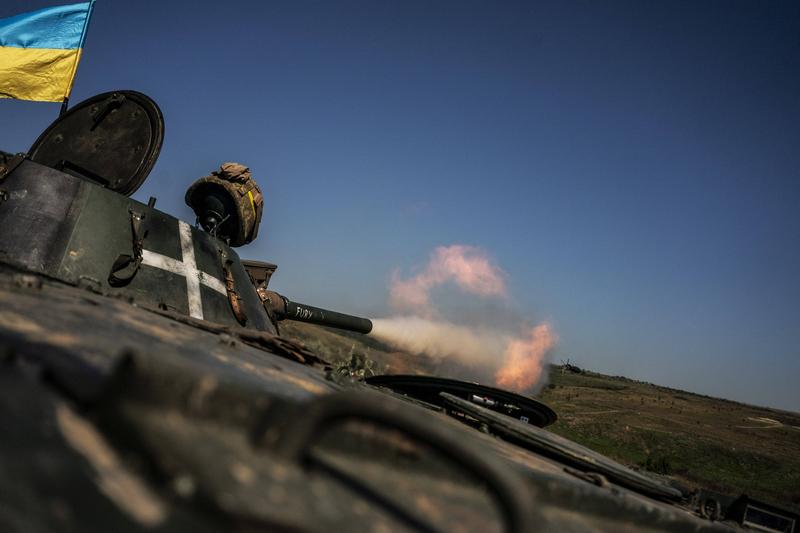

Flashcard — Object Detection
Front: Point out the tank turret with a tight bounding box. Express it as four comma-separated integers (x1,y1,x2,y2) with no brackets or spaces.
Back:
0,90,368,336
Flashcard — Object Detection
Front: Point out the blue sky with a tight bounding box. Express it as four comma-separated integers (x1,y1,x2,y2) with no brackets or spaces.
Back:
1,1,798,411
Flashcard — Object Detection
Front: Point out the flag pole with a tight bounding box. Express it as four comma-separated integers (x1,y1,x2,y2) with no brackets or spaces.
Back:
59,0,96,117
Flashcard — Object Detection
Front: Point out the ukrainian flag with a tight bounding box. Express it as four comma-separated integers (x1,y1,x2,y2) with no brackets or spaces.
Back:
0,2,95,103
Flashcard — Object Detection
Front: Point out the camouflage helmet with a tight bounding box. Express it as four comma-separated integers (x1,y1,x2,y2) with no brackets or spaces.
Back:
185,162,264,247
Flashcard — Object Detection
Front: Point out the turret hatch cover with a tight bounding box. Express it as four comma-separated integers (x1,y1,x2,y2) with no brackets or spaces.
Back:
28,90,164,196
365,374,558,428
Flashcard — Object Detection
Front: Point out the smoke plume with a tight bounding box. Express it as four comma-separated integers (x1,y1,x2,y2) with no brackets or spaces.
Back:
370,316,509,366
373,245,557,393
390,245,506,313
495,323,557,391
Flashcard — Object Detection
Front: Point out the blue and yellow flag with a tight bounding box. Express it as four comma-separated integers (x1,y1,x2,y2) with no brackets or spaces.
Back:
0,2,95,103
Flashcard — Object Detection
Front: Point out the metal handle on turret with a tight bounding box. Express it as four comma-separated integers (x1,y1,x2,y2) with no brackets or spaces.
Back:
261,290,372,334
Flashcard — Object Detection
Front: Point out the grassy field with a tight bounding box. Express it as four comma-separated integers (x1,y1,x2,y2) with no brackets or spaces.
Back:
279,321,800,512
539,369,800,511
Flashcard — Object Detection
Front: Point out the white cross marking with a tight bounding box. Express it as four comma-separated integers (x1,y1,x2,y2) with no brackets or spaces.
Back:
141,220,227,320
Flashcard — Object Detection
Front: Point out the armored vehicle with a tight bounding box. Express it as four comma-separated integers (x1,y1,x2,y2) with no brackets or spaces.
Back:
1,91,796,532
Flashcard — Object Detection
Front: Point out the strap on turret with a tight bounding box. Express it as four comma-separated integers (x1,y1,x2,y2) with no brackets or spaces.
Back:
108,209,147,287
220,250,248,326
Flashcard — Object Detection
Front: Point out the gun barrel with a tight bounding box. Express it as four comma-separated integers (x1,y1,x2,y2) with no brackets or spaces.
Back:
264,291,372,334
